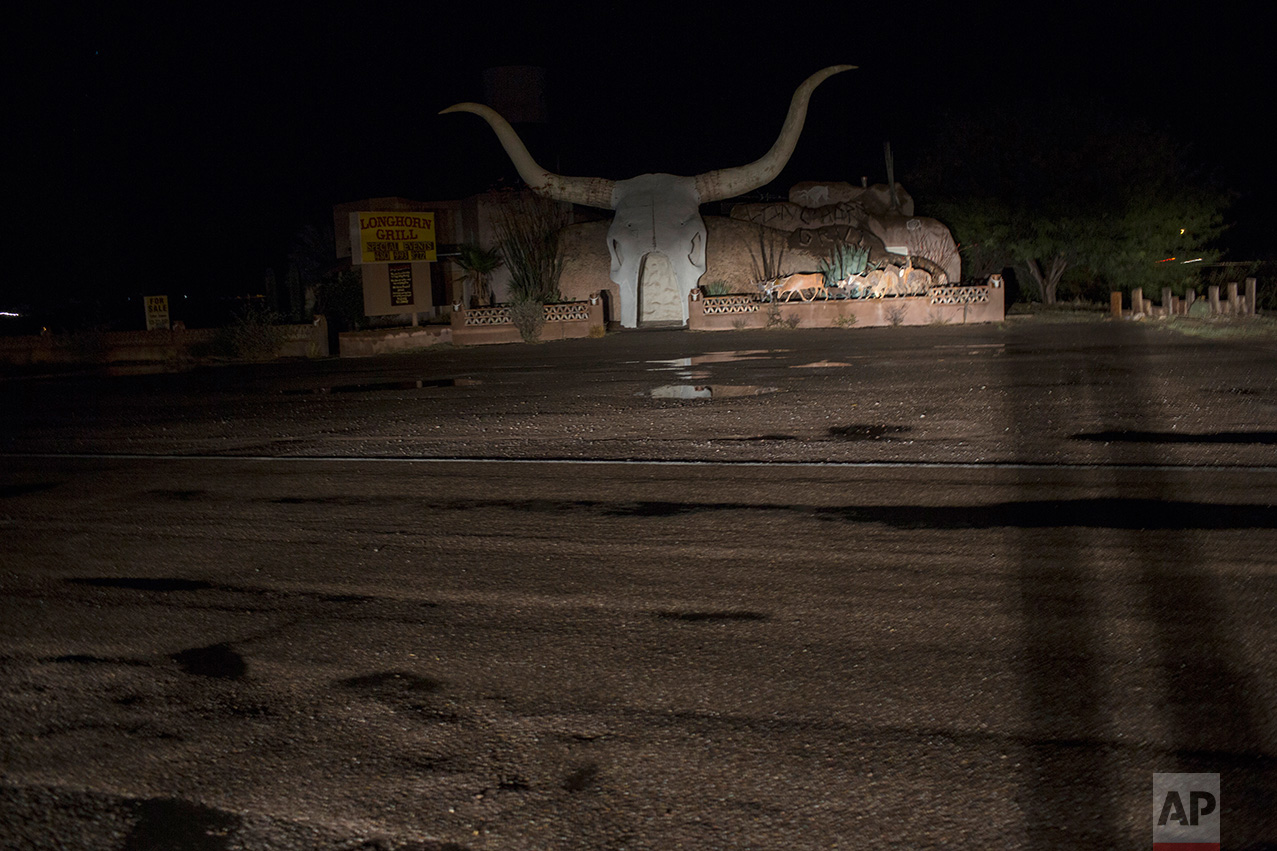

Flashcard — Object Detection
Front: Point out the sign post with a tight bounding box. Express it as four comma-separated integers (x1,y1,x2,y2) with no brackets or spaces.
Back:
351,212,436,265
349,212,436,325
144,295,170,331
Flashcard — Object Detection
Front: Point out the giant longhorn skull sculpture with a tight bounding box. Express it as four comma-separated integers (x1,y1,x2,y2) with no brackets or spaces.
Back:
441,66,854,327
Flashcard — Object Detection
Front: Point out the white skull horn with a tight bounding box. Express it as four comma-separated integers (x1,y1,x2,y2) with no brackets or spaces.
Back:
438,102,617,209
440,64,854,208
693,65,856,203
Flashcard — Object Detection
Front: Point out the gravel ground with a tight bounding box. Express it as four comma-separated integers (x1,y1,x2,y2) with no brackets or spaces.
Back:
1,320,1275,850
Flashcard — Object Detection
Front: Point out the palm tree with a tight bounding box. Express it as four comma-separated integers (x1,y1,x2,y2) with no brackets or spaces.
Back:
453,243,503,307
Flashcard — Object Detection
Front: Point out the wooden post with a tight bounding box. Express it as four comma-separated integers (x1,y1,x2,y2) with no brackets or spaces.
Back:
1209,285,1221,315
1110,291,1123,318
1227,282,1240,315
1245,277,1258,315
1162,287,1173,318
1186,289,1196,308
1133,288,1144,315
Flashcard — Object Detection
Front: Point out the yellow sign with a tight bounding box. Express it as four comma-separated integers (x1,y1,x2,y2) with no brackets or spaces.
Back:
354,211,436,264
144,295,169,331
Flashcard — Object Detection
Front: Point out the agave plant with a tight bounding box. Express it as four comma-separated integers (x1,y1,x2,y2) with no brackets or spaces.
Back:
820,244,870,294
452,243,503,307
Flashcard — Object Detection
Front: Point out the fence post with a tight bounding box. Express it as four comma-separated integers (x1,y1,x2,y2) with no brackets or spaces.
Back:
1162,287,1173,318
1209,285,1221,315
1133,288,1144,315
312,315,329,357
1227,282,1240,315
1245,277,1258,315
1110,291,1123,318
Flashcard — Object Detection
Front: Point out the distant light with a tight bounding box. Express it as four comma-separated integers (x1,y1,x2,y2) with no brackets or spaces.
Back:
1179,228,1186,235
1182,258,1203,264
1157,257,1177,263
0,311,20,317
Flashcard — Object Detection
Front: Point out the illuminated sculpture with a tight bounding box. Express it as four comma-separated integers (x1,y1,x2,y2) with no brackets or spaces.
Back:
441,65,853,327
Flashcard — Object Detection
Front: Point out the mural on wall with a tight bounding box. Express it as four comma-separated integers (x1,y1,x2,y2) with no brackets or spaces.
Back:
442,65,855,327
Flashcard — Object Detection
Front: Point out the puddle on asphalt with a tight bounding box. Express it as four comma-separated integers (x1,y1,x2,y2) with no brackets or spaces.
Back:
645,350,787,370
647,384,781,399
283,378,479,394
105,363,178,376
930,344,1006,356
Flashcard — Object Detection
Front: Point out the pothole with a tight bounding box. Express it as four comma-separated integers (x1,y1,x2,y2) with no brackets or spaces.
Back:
652,610,769,622
172,643,246,679
828,424,912,440
646,385,782,399
68,577,215,592
1072,430,1277,445
283,378,479,394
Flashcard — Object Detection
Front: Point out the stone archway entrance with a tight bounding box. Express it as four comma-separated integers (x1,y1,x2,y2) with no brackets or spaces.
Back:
638,252,683,326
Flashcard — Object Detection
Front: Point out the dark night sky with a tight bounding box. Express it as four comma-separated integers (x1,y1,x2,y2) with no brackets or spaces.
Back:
5,3,1274,309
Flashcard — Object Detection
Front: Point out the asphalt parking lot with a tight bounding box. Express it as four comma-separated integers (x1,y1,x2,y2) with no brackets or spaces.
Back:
2,319,1275,849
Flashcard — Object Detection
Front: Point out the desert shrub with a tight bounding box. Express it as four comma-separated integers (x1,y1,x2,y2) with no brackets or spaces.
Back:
65,329,108,364
313,269,367,331
508,297,546,343
748,224,787,286
494,193,566,304
207,305,287,360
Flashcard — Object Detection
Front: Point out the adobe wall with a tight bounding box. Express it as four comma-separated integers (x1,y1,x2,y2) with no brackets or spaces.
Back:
0,320,329,367
688,283,1004,331
337,325,452,357
449,299,605,346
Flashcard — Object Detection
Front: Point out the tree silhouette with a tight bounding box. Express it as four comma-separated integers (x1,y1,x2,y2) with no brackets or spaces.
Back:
914,98,1230,301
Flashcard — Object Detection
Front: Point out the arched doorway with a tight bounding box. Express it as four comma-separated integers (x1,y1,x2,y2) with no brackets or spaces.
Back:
638,252,683,325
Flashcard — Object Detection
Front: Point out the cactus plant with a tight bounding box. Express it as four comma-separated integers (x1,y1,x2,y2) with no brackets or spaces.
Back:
820,244,870,292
